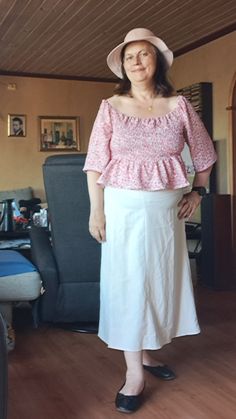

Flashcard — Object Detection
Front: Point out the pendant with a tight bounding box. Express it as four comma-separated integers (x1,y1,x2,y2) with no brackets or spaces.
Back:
148,106,152,111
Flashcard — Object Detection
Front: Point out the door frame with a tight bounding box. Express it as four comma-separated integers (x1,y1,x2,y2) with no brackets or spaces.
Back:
228,73,236,272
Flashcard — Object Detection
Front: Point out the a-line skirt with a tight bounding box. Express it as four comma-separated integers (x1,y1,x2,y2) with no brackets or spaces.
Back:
98,187,200,351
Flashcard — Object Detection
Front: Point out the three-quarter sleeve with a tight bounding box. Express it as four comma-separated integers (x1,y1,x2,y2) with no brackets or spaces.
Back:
83,100,112,173
181,96,217,172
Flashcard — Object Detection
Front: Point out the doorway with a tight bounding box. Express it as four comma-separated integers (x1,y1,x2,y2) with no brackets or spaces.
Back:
231,77,236,276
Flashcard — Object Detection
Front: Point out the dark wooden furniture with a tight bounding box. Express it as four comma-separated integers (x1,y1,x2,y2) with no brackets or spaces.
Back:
177,83,234,288
178,82,213,134
177,82,216,192
201,194,234,290
0,230,31,260
0,231,29,239
178,82,212,132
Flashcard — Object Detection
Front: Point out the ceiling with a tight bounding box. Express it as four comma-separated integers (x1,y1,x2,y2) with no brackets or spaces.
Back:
0,0,235,81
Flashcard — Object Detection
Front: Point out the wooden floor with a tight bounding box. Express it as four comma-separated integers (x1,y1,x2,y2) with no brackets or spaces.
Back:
8,286,236,419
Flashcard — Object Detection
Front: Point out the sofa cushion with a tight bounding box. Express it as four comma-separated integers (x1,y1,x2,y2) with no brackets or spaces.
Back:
0,272,42,301
0,251,42,301
0,250,37,276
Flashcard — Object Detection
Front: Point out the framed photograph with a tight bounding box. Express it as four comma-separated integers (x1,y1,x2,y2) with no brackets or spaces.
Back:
8,114,26,137
39,116,80,151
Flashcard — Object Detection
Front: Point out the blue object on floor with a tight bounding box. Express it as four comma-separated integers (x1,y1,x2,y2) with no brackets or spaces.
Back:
0,250,37,277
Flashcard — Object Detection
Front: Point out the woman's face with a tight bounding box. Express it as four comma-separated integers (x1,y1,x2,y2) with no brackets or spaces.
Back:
123,41,157,84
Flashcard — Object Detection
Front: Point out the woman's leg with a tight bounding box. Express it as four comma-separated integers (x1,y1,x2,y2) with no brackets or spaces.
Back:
119,351,145,395
142,350,163,366
142,350,176,380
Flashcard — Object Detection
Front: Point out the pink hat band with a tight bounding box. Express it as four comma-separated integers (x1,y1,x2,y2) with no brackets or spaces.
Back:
107,28,173,79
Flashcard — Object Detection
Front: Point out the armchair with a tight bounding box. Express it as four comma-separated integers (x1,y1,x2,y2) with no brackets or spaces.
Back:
30,154,101,326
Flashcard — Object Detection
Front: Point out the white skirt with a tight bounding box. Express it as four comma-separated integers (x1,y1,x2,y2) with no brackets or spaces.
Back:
98,187,200,351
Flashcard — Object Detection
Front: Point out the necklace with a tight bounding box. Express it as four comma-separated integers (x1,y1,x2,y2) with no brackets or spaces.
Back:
148,100,154,111
147,94,156,111
129,92,156,111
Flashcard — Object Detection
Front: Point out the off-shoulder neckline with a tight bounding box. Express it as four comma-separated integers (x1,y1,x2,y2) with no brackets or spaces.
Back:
104,95,183,121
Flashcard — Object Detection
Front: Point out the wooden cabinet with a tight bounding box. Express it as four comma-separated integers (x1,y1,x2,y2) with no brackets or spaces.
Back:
177,82,216,192
178,82,213,136
201,194,234,290
177,84,234,287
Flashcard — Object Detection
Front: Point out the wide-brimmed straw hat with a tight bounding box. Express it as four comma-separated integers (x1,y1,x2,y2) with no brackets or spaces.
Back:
107,28,173,79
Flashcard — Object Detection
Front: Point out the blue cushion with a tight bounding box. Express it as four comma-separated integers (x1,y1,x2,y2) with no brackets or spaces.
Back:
0,250,37,277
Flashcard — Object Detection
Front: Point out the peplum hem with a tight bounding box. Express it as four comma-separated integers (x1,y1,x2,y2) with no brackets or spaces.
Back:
94,155,191,191
83,95,217,190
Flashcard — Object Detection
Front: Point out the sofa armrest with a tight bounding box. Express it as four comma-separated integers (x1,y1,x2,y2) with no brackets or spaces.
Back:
0,313,8,419
30,227,59,322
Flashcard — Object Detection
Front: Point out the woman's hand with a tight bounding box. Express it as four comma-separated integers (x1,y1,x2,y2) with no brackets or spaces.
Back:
89,209,106,243
177,191,202,220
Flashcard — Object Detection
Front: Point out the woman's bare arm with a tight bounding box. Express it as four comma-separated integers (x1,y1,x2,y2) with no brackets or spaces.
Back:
87,171,106,242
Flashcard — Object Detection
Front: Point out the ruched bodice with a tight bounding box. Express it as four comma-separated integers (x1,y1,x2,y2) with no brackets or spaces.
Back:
83,96,217,190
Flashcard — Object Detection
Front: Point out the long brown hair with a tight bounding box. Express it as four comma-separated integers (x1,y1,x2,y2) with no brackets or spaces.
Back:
114,44,175,97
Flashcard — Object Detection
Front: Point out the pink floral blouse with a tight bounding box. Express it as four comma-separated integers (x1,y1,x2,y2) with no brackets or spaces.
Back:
83,95,217,190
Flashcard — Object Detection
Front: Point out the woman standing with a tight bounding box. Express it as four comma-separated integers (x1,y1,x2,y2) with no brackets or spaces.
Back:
83,28,217,413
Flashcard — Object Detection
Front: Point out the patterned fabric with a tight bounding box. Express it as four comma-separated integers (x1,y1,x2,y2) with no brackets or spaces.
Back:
83,95,217,190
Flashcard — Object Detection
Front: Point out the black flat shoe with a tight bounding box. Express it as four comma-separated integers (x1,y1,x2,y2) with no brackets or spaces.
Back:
143,364,176,380
115,385,145,413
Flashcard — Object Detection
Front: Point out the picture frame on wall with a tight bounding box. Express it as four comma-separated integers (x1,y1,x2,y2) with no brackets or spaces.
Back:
8,114,26,137
39,116,80,151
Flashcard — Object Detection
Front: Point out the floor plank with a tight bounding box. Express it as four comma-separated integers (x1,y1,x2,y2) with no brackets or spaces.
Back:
8,286,236,419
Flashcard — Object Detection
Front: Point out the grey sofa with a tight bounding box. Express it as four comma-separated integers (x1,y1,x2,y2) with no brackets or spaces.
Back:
0,250,42,350
0,313,8,419
30,154,101,326
0,186,33,209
